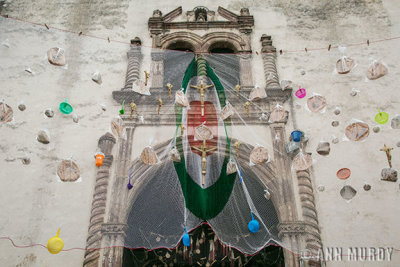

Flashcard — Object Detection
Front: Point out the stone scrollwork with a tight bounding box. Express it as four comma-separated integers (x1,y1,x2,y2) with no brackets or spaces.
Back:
278,221,306,238
101,223,127,236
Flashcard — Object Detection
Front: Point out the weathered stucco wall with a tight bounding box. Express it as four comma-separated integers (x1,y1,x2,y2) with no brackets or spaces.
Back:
0,0,399,266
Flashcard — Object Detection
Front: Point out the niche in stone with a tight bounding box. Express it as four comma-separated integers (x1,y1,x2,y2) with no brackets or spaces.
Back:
340,185,357,201
194,6,208,21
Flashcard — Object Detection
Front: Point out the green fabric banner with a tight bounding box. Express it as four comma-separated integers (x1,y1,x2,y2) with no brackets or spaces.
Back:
173,58,236,220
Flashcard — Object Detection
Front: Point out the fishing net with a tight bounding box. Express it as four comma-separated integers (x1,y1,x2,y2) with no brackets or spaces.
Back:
115,48,294,261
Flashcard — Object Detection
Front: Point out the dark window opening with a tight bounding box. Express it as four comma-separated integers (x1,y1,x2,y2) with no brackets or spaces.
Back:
210,47,235,54
122,223,285,267
209,42,237,54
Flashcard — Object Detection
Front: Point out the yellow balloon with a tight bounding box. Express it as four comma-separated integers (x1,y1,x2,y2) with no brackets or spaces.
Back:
47,228,64,254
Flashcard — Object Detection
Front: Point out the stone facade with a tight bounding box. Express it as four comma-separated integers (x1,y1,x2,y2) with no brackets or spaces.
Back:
84,7,322,267
1,1,400,267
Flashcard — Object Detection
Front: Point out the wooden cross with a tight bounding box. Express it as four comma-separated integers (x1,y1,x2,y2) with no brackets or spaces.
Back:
192,140,217,186
380,144,393,168
190,80,214,116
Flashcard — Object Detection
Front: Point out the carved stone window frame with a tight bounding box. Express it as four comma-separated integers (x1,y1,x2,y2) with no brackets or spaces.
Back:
86,6,323,267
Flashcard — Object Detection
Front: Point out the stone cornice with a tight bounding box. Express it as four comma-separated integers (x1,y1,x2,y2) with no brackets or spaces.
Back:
148,6,254,32
278,221,306,238
101,223,127,237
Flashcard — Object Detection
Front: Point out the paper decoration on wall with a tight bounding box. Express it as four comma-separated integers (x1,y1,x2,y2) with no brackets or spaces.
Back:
249,86,267,101
194,123,213,141
340,185,357,201
92,71,102,84
363,184,371,191
316,142,330,155
336,57,355,74
293,151,312,171
226,159,237,175
390,115,400,129
47,47,66,66
18,103,26,111
45,108,54,118
280,80,292,90
307,95,326,113
269,105,285,123
57,159,80,182
381,168,398,182
336,168,351,180
0,101,13,123
111,117,126,139
37,129,50,144
72,114,79,123
264,188,271,199
132,79,151,95
169,147,181,162
367,60,388,80
220,102,234,120
141,146,159,165
345,121,369,141
250,145,269,165
175,91,189,107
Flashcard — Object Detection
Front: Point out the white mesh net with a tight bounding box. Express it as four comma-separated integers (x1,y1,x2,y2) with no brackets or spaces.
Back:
112,48,294,263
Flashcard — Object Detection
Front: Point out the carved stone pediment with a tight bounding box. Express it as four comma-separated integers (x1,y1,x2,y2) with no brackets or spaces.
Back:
148,6,254,32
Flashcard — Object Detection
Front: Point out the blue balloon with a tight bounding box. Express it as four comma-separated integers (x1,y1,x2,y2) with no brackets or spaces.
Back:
248,214,260,233
291,130,303,143
182,233,190,247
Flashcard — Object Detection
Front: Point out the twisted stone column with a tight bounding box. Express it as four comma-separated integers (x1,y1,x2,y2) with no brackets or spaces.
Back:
260,35,280,89
122,37,142,91
278,221,305,267
100,125,135,267
84,133,116,267
296,169,323,260
101,223,127,267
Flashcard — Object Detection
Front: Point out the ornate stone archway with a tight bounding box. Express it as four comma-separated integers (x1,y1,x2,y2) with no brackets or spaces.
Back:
85,6,322,267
